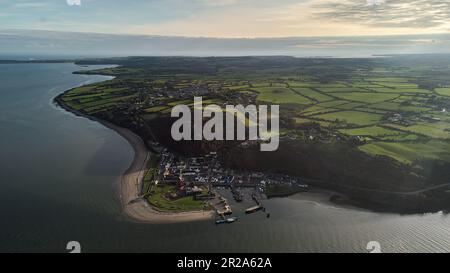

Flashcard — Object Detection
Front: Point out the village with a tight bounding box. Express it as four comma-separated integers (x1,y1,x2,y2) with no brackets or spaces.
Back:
144,148,309,224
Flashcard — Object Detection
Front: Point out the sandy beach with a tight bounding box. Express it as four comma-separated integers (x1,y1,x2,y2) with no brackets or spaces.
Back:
109,122,215,224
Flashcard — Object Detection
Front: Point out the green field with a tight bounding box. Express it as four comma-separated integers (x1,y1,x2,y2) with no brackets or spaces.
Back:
365,77,410,83
317,87,368,93
335,102,366,110
385,123,450,139
314,111,383,126
378,134,419,141
147,185,209,212
61,56,450,168
301,105,339,116
315,100,349,108
142,156,159,194
435,88,450,97
62,81,136,114
332,92,399,103
254,87,312,104
339,126,402,137
292,88,333,102
359,141,450,164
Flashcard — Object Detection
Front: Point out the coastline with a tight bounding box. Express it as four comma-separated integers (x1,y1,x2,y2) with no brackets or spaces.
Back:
110,121,214,224
286,188,365,212
53,66,450,218
54,75,214,224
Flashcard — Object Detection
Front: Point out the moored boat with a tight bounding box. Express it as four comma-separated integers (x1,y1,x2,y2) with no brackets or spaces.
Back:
215,217,238,225
245,205,264,214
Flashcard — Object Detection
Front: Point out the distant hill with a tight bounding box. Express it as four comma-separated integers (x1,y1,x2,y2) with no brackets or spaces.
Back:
2,29,450,57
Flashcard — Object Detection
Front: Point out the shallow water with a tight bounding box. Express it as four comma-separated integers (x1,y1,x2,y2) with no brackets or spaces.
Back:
0,63,449,253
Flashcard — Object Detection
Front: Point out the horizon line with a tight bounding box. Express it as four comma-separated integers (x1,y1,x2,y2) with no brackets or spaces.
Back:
3,28,450,40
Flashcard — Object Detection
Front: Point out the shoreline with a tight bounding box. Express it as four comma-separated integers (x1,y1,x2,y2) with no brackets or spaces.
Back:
54,66,449,218
285,188,366,212
110,121,214,224
54,76,214,224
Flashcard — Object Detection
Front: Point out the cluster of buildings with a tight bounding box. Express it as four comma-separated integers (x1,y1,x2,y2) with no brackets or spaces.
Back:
385,112,411,126
112,78,258,114
152,149,308,201
149,82,215,100
292,122,344,144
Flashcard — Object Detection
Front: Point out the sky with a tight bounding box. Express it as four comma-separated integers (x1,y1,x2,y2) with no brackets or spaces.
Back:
0,0,450,38
1,0,450,57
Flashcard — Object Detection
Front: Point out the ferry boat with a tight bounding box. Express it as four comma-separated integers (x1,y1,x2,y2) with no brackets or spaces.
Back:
245,205,264,214
215,217,238,225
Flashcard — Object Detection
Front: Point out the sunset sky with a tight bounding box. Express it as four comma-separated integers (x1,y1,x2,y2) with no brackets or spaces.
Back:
1,0,450,38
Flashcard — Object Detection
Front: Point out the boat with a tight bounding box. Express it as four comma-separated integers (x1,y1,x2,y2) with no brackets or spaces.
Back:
215,217,238,225
231,188,243,202
245,205,264,214
232,191,243,202
217,205,233,216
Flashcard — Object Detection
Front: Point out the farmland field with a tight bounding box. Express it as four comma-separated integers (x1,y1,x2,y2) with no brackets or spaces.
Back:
292,88,333,102
339,126,402,137
314,111,382,126
61,56,450,168
359,141,450,164
331,92,399,103
435,88,450,96
254,87,312,105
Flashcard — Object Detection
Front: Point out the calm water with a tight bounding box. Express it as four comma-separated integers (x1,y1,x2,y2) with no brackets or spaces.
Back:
1,63,450,253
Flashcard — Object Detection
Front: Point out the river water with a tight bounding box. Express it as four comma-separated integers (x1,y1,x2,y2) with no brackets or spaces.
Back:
1,63,450,253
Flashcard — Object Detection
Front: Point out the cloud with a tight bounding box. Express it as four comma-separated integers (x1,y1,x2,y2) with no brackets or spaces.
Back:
13,2,51,8
1,0,449,38
315,0,450,29
366,0,385,6
2,29,450,57
195,0,239,6
293,36,441,49
66,0,81,6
